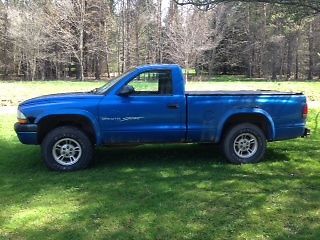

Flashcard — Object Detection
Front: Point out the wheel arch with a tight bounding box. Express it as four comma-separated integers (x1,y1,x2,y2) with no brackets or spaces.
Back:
37,113,99,144
216,110,275,142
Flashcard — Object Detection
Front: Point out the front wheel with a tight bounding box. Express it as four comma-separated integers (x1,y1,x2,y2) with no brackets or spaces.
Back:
222,123,266,164
41,126,93,171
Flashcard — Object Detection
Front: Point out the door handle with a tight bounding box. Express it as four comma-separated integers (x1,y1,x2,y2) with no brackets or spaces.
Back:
167,103,179,109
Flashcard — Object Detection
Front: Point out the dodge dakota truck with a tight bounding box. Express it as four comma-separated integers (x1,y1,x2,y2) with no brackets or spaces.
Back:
14,64,310,171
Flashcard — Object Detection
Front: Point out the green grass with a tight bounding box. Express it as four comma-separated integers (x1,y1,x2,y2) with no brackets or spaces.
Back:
0,79,320,239
0,81,103,106
187,79,320,102
1,77,320,106
1,112,319,239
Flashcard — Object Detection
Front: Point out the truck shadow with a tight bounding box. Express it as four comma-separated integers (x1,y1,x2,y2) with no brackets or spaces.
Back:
94,143,290,168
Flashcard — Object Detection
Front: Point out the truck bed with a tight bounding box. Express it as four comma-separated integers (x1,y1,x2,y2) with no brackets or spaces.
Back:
186,90,303,96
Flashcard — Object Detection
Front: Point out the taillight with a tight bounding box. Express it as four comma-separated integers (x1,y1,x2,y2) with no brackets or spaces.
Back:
303,104,308,119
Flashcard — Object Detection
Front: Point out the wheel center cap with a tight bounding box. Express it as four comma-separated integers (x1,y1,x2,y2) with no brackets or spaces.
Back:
61,144,74,156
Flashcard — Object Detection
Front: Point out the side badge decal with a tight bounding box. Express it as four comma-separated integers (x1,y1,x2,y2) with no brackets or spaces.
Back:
101,116,144,122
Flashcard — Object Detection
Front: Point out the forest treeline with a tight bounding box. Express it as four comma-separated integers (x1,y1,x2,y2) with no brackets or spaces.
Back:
0,0,319,81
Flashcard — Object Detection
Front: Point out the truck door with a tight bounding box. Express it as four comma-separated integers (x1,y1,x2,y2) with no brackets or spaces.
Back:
99,69,186,144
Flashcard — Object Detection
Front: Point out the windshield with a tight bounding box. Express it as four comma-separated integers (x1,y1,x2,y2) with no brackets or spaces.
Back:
94,68,136,94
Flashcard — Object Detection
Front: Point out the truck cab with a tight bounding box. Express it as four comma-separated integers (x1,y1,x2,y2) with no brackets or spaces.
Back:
98,64,186,144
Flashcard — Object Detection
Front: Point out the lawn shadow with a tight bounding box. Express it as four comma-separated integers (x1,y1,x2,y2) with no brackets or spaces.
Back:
94,143,291,168
94,143,224,168
1,138,319,239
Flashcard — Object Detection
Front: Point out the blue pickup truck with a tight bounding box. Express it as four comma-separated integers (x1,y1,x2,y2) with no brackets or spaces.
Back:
14,64,310,171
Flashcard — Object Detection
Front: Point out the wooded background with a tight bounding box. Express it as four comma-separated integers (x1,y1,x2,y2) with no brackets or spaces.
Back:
0,0,319,81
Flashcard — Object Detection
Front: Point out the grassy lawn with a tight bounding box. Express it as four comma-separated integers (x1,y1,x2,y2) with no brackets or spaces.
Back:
0,79,319,239
1,77,320,106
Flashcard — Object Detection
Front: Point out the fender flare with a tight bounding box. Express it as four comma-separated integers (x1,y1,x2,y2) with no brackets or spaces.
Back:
215,108,275,142
35,109,102,145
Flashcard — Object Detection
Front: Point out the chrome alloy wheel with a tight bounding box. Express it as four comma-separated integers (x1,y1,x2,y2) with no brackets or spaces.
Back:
52,138,82,166
233,133,258,159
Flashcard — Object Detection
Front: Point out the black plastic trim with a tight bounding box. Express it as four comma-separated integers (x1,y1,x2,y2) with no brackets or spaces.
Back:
302,128,311,138
14,123,38,133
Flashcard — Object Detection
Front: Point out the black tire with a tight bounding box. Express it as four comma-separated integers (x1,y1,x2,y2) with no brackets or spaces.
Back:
222,123,266,164
41,126,93,171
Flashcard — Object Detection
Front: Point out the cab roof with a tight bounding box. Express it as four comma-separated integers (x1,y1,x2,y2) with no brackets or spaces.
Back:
135,64,182,70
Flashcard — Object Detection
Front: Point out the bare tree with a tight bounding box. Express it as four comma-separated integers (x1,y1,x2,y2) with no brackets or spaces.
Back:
174,0,320,14
43,0,88,80
9,3,48,80
164,6,212,79
0,0,11,79
0,0,319,81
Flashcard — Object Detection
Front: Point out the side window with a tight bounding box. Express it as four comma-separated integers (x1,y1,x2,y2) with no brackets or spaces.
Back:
128,70,173,95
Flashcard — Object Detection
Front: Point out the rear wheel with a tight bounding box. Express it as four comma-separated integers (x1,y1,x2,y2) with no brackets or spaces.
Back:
222,123,266,164
41,126,93,171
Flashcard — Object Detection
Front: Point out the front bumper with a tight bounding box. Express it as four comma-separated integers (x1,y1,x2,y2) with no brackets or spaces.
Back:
14,123,38,144
302,128,311,138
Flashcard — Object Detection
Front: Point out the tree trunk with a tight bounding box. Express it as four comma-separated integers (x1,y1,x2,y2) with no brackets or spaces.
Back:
157,0,162,63
308,22,314,80
103,16,111,78
259,3,267,78
105,53,110,78
41,62,45,81
2,0,10,80
271,63,277,80
135,22,140,66
105,43,111,78
295,34,299,80
125,0,131,69
95,54,101,80
286,35,294,80
271,47,277,80
31,57,37,81
246,4,254,78
78,0,85,81
117,24,121,75
121,0,125,73
78,56,84,81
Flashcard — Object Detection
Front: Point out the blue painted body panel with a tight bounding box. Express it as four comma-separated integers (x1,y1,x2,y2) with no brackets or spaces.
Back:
16,132,38,145
98,95,186,144
15,64,307,146
186,94,306,142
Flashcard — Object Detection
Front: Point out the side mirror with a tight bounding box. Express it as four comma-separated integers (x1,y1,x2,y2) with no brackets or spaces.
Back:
118,85,134,96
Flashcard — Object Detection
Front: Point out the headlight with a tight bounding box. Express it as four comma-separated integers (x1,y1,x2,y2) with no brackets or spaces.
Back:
17,109,28,124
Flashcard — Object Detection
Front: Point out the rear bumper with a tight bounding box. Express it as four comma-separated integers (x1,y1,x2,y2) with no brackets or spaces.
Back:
302,128,311,138
14,123,38,145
